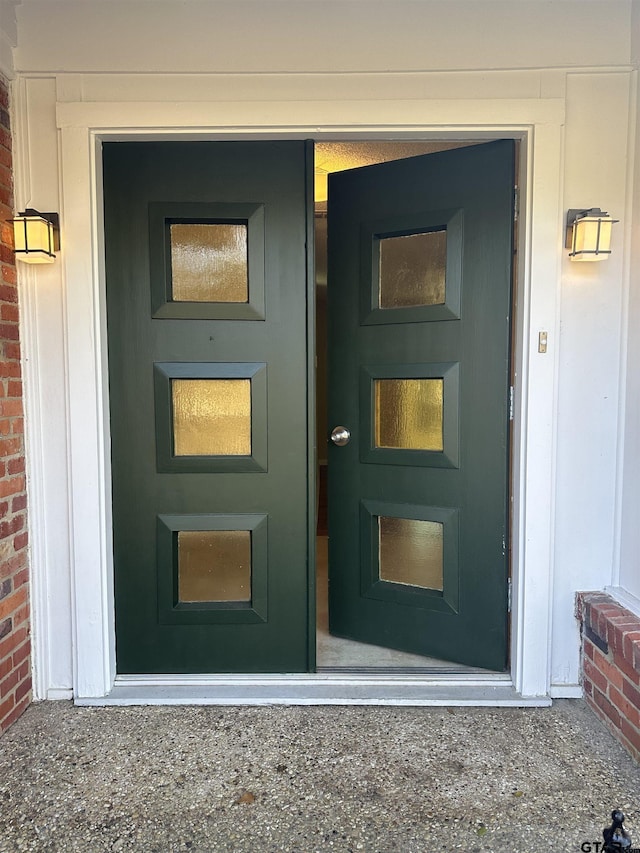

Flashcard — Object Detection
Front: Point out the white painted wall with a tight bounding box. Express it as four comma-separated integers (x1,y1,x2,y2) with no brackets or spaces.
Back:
7,0,638,697
12,76,74,699
552,71,632,685
12,0,632,75
617,0,640,608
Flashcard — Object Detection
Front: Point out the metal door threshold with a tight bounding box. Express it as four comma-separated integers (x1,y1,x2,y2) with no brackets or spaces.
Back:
75,673,551,707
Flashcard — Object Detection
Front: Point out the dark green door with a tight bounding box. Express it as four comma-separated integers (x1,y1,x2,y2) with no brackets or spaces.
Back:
327,141,514,671
104,141,312,673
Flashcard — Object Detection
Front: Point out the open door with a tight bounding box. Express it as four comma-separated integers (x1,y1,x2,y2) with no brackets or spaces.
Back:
327,140,515,671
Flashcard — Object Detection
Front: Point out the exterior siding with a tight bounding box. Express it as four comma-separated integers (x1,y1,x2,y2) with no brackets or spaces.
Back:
0,74,31,734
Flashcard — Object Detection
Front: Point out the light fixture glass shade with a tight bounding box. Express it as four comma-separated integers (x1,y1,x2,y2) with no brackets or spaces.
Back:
12,210,59,264
567,209,617,262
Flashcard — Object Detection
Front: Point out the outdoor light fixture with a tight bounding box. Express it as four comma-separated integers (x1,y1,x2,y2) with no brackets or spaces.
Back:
11,209,60,264
566,208,618,262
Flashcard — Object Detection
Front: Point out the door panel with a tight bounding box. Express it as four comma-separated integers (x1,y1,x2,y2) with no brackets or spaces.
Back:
327,141,514,671
104,141,311,673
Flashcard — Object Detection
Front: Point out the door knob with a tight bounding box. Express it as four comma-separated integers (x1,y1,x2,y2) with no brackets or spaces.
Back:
330,426,351,446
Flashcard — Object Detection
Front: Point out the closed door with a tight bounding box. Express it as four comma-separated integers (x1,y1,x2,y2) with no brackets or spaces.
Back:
327,141,515,671
104,141,313,673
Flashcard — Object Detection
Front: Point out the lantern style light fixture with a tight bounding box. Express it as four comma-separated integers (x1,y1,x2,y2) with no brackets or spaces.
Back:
11,209,60,264
566,207,618,262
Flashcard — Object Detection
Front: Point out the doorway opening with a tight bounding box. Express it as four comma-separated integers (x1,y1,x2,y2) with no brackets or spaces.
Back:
313,140,516,673
103,137,517,679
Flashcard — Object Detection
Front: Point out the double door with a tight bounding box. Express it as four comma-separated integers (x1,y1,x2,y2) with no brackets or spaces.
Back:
104,139,514,674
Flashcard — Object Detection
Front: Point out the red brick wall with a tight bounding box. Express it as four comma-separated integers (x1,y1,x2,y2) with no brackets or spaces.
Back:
576,591,640,763
0,75,31,734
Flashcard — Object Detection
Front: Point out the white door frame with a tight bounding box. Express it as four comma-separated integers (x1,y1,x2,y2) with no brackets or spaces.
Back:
51,96,563,701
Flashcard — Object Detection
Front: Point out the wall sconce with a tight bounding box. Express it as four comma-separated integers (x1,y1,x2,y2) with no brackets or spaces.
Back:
566,208,618,261
11,209,60,264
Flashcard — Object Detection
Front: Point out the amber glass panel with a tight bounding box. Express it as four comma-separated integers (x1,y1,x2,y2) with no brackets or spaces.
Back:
170,223,248,303
375,378,443,451
379,517,443,591
178,530,251,602
379,230,446,308
172,379,251,456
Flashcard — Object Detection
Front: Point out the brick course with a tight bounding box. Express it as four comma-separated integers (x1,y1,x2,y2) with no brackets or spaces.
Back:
576,591,640,763
0,75,31,735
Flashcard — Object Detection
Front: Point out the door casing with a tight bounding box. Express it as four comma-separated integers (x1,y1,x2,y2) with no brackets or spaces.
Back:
95,132,524,688
41,95,563,700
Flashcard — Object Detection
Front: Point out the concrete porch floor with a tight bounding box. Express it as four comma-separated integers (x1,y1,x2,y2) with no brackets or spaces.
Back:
0,699,638,852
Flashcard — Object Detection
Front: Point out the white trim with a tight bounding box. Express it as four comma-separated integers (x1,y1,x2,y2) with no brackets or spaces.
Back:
15,77,77,700
510,121,564,698
11,76,45,698
12,76,71,702
605,585,640,619
612,68,639,591
60,126,116,699
18,261,43,698
44,688,74,701
549,684,583,699
54,96,563,702
56,98,566,131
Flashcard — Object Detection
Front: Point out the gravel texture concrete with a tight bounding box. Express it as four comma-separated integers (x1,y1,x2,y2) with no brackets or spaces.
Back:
0,699,638,852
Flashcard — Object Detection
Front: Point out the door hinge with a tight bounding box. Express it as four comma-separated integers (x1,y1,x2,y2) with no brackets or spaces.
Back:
509,386,514,421
513,186,520,223
507,578,512,613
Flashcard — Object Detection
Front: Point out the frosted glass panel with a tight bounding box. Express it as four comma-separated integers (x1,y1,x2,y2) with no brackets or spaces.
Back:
379,230,446,308
170,223,248,303
379,517,443,591
173,379,251,456
375,378,443,451
178,530,251,602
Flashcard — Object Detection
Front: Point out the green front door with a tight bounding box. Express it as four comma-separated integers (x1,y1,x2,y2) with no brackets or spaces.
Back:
327,141,515,671
104,141,312,673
